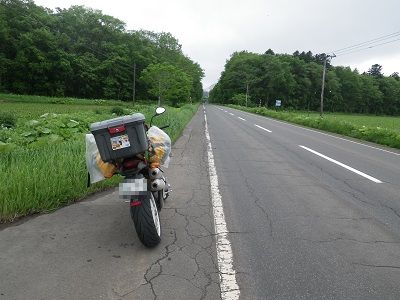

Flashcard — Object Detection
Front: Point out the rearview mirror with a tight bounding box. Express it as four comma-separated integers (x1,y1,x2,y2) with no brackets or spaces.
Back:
155,107,166,115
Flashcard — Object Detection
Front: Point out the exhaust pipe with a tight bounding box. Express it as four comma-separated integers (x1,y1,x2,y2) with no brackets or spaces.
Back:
151,179,166,191
149,168,162,179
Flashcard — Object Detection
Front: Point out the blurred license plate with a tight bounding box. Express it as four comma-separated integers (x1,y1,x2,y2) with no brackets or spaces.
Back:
119,178,147,198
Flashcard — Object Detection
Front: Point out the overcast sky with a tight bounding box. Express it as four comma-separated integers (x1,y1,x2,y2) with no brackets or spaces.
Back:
34,0,400,89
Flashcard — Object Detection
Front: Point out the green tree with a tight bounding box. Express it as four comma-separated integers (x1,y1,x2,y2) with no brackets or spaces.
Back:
232,93,249,106
367,64,383,78
335,67,362,112
378,76,400,115
305,62,323,110
261,54,296,107
211,48,400,115
324,70,342,112
0,1,203,101
216,51,264,105
359,75,383,114
390,72,399,81
140,63,192,107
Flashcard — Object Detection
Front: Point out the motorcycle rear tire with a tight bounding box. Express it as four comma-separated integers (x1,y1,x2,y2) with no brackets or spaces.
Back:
130,192,161,247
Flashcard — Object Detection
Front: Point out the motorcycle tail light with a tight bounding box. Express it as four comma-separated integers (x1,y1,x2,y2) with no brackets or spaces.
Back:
108,125,125,134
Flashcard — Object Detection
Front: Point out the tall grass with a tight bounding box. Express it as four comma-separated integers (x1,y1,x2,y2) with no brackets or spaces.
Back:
228,105,400,149
0,103,199,222
299,111,400,134
0,93,124,106
0,140,119,220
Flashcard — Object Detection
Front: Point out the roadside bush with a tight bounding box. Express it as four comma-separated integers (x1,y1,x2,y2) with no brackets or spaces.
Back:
0,112,17,128
111,106,125,116
232,93,248,106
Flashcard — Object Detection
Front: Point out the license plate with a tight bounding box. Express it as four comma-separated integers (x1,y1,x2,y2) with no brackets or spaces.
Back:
110,134,130,150
119,178,148,197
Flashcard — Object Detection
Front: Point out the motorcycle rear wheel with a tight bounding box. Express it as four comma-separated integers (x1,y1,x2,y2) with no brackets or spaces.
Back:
130,192,161,247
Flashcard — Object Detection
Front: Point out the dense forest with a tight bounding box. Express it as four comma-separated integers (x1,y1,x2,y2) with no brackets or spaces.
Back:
0,0,204,105
209,50,400,115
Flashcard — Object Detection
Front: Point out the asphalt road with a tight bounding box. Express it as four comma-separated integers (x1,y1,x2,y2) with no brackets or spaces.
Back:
206,105,400,299
1,105,400,299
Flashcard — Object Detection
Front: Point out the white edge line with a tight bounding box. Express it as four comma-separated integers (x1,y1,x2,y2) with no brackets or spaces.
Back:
234,108,400,157
229,113,235,116
299,145,383,183
238,117,246,121
254,124,272,133
204,110,240,299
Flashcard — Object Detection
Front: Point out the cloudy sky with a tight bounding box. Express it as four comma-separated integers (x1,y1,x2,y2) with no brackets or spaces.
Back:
34,0,400,89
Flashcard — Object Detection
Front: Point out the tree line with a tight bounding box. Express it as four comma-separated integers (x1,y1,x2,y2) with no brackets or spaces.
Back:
209,49,400,115
0,0,204,105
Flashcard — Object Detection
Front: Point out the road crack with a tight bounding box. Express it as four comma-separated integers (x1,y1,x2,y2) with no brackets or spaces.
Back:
352,262,400,270
298,237,400,244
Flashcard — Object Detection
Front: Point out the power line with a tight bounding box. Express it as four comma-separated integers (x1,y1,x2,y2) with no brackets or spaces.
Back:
334,37,400,57
333,34,400,55
331,30,400,54
319,31,400,116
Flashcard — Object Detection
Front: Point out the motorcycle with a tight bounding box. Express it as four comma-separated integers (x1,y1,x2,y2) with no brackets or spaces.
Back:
88,107,171,247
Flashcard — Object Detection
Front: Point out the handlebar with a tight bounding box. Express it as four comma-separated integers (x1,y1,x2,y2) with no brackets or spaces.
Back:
159,125,170,130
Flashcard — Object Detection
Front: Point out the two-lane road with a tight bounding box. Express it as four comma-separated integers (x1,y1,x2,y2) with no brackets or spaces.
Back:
206,105,400,299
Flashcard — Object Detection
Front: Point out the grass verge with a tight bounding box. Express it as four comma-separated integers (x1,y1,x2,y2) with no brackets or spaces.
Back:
0,103,199,222
227,105,400,149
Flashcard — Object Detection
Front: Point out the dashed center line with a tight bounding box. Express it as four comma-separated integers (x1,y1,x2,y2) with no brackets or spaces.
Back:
299,145,383,183
254,124,272,133
216,106,383,184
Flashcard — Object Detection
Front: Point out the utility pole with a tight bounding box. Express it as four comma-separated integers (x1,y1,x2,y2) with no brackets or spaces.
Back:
132,62,136,105
320,53,335,117
245,83,249,107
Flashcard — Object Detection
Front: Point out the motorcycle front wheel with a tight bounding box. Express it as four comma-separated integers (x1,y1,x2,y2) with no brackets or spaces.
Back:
130,192,161,247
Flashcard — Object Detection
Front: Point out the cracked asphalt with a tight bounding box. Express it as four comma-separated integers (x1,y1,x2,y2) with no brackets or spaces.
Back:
207,105,400,299
0,108,221,300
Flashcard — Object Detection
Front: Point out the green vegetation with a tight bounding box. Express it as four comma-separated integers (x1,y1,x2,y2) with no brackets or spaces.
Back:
0,93,123,105
0,96,198,222
0,0,203,221
0,111,17,128
228,105,400,149
0,140,120,221
110,106,126,116
0,93,140,120
0,1,204,104
140,63,193,107
210,50,400,116
299,112,400,133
